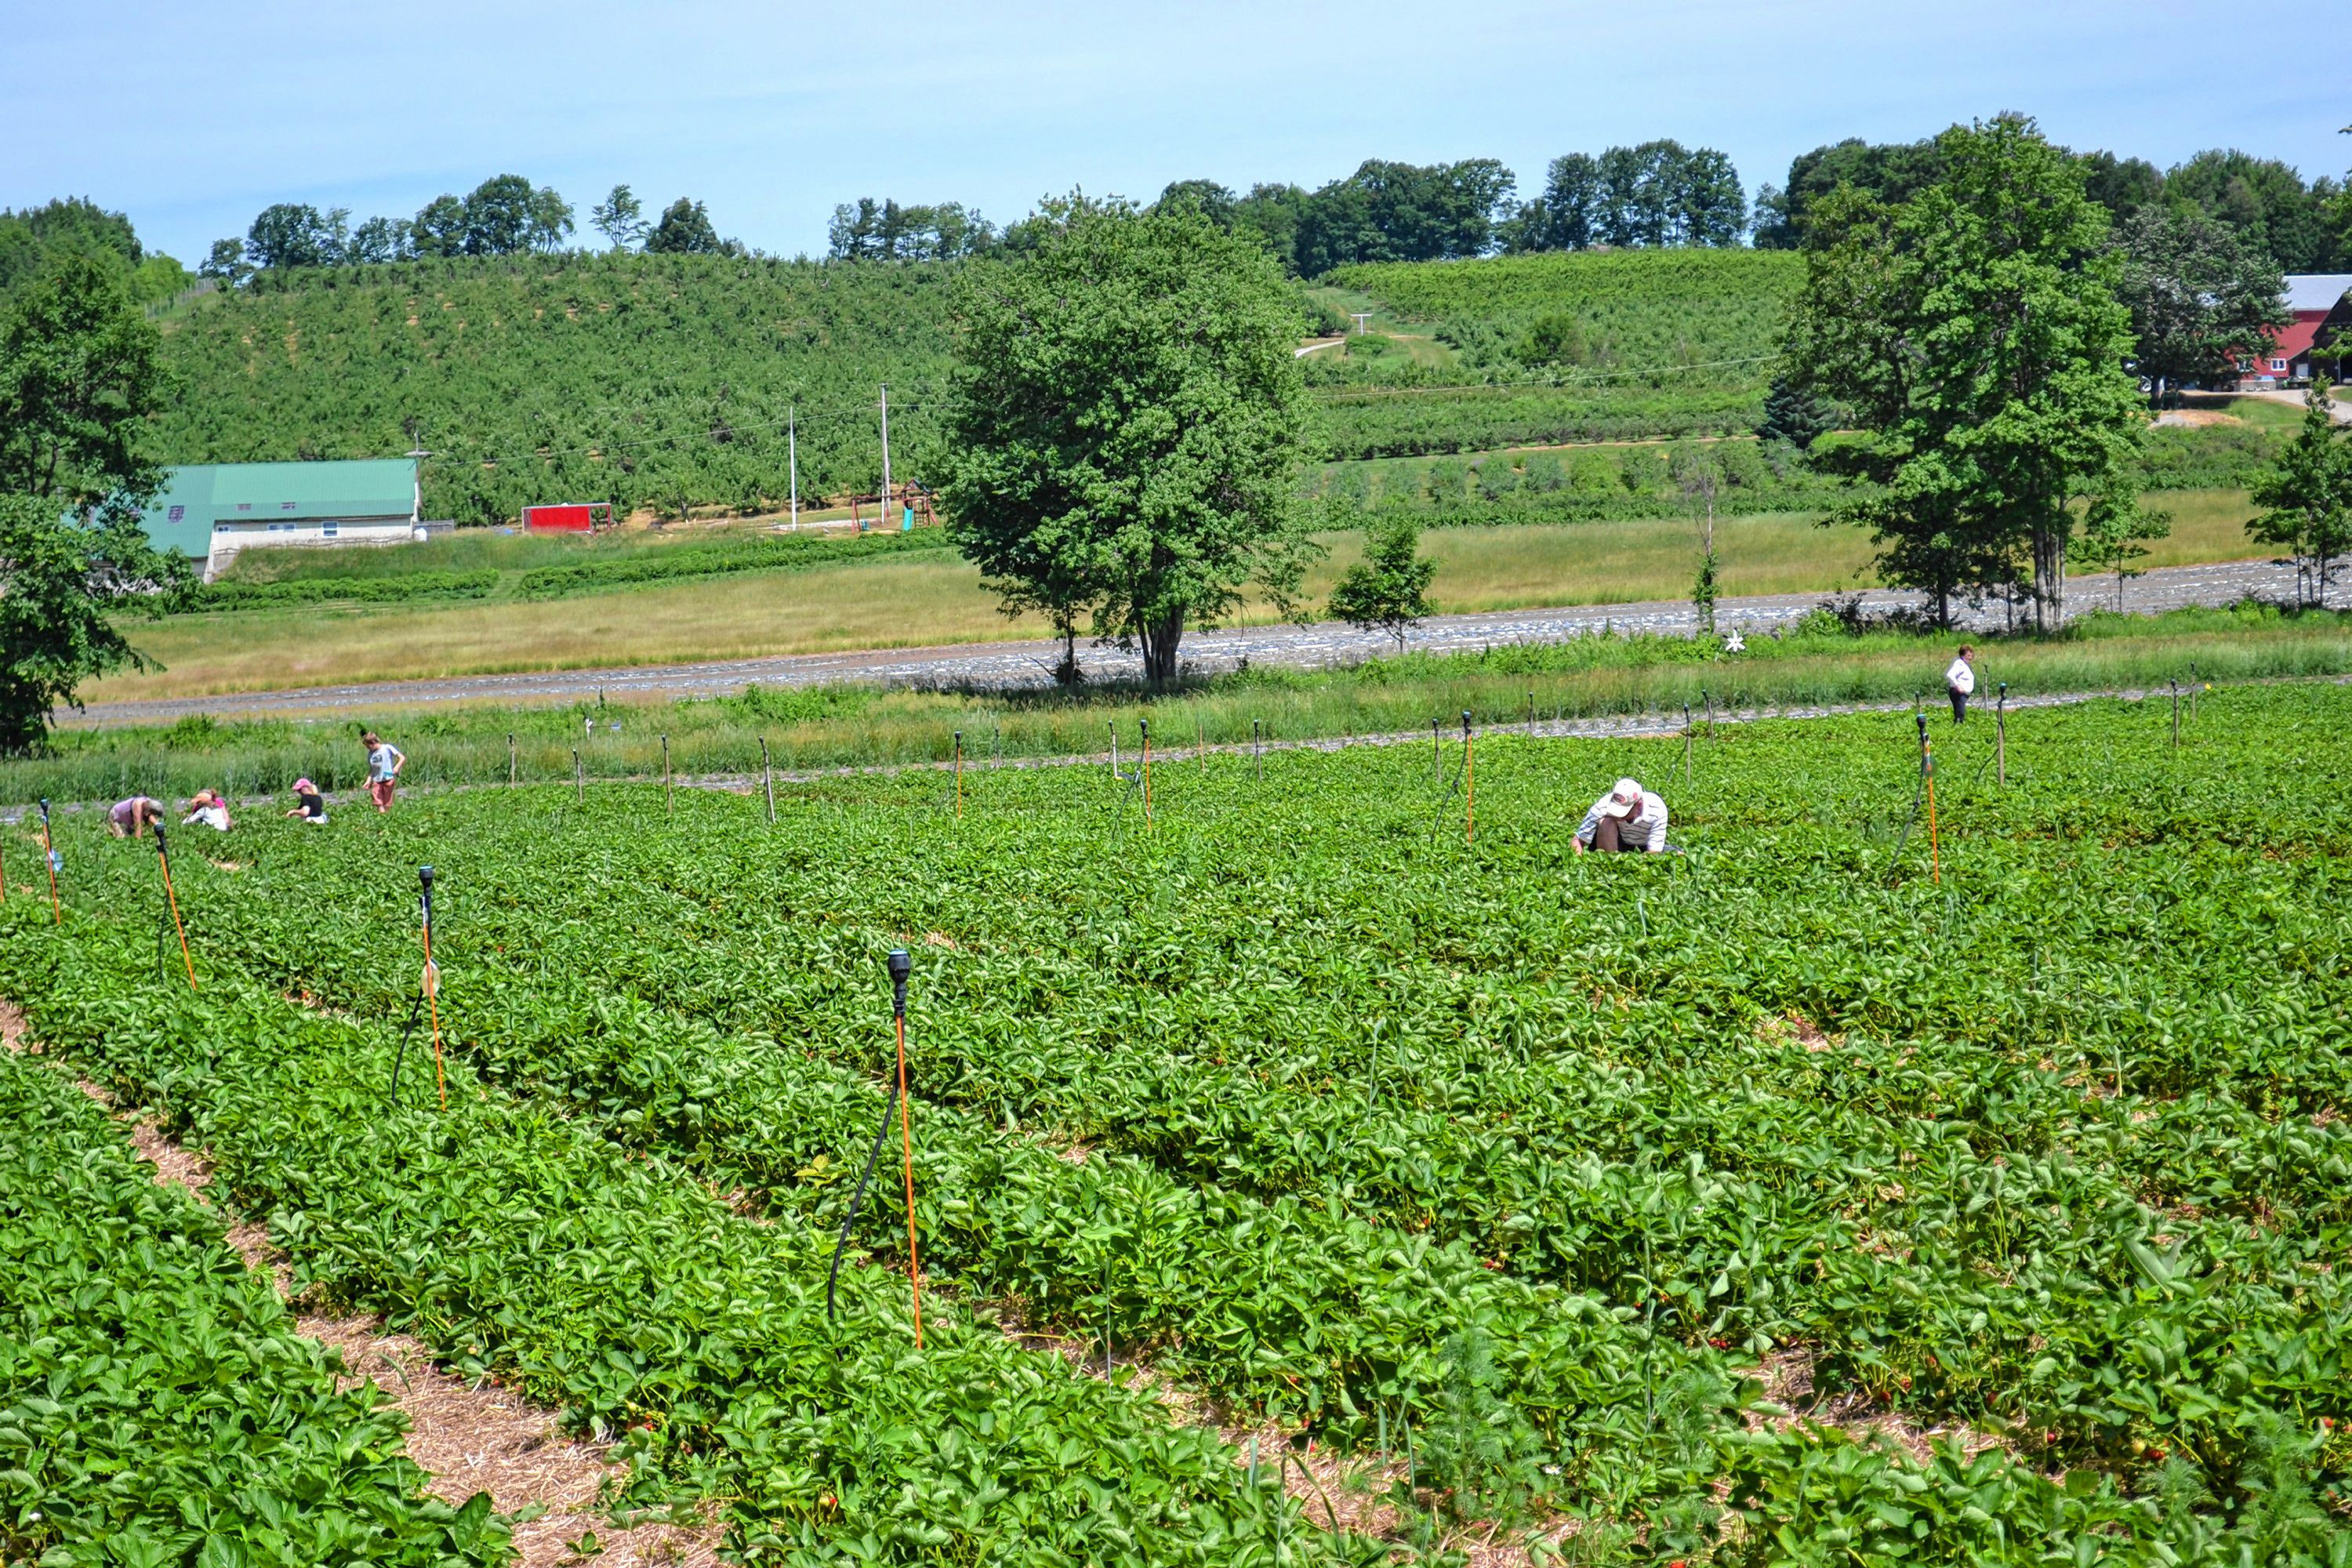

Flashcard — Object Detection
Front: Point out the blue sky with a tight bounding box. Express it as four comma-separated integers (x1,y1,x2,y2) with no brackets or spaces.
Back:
7,0,2347,263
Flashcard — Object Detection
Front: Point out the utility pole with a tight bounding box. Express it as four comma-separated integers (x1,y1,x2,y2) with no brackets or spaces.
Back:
788,405,797,528
878,383,892,528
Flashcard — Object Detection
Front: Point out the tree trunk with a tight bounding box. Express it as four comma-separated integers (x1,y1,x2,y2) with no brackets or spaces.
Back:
1138,606,1185,688
2031,524,2066,633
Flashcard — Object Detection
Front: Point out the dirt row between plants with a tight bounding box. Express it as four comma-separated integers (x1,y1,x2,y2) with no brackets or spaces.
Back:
0,1002,720,1568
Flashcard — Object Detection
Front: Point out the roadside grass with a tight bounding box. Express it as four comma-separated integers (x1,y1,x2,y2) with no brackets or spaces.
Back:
27,603,2347,808
107,493,2271,702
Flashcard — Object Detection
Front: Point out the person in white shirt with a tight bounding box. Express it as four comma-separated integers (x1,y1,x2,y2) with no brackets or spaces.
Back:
183,789,232,832
361,731,406,813
1573,777,1668,854
1945,645,1976,725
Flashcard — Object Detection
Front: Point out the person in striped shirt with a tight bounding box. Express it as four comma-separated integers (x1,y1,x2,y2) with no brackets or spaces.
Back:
1573,777,1668,854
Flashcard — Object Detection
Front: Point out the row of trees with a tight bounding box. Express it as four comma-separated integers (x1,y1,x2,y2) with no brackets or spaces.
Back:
203,180,734,284
1152,151,1736,275
1758,138,2352,271
826,199,998,262
1504,142,1748,252
1773,114,2350,630
196,132,2350,289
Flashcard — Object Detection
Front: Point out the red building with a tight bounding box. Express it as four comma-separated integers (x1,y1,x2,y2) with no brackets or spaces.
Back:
2238,274,2352,384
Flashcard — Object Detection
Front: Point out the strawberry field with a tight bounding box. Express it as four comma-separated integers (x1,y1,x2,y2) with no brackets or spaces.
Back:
5,684,2350,1565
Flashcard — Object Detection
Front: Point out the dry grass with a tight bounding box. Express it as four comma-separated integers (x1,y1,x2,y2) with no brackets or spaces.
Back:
90,492,2269,702
1744,1346,2009,1466
0,1002,718,1568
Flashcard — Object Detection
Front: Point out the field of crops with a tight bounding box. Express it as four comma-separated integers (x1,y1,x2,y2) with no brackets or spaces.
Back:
6,684,2349,1564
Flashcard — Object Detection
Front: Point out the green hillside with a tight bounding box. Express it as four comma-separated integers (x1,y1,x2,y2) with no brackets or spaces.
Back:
1303,249,1804,458
149,249,2278,527
155,253,959,524
1327,247,1802,365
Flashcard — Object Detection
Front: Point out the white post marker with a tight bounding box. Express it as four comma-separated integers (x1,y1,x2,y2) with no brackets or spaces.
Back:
879,383,892,527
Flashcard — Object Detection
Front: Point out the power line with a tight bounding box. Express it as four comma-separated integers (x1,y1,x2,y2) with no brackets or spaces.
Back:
440,392,935,470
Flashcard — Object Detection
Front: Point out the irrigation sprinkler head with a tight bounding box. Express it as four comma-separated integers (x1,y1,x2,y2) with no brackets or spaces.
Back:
419,865,435,891
1915,712,1929,742
152,823,168,857
1461,710,1472,737
887,948,912,1018
1138,718,1149,739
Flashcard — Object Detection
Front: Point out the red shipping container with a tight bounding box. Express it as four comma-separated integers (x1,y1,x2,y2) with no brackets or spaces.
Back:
524,503,604,532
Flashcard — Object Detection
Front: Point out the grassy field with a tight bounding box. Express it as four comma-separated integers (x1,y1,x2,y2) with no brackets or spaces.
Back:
29,602,2349,806
94,492,2272,702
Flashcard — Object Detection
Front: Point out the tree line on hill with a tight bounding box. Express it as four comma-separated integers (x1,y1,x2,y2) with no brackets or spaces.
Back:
165,131,2352,294
198,179,738,286
1755,140,2352,271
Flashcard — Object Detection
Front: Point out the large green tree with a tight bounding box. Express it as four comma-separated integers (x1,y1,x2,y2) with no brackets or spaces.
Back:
0,257,187,750
2247,379,2352,607
938,198,1312,686
646,198,722,255
2114,207,2286,405
1781,115,2147,630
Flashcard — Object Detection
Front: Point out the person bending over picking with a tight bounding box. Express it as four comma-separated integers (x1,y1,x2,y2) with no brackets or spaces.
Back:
107,797,165,839
1946,645,1976,725
183,789,232,831
362,731,405,813
285,778,328,824
1574,777,1668,854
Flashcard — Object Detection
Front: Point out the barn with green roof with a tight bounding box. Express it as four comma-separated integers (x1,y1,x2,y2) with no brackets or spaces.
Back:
134,459,419,579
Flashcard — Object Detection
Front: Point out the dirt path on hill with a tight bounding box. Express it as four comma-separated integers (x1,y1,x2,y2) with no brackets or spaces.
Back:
65,556,2307,727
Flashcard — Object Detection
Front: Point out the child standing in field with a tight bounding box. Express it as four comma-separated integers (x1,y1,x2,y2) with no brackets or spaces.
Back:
362,732,406,812
1945,646,1976,725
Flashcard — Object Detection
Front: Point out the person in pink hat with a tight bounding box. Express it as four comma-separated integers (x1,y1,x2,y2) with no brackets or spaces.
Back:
284,778,329,824
183,789,233,832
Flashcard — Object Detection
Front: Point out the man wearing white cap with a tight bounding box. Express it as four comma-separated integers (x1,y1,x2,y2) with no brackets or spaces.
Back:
1573,776,1668,854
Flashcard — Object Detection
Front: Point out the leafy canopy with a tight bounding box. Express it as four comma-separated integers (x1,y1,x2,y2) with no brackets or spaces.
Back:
2246,379,2352,606
938,195,1312,685
2114,207,2286,404
1781,114,2148,630
0,255,188,751
1327,516,1437,652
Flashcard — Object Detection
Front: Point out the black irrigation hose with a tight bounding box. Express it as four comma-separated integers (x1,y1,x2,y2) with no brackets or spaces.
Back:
385,989,427,1107
1424,755,1468,843
1884,764,1928,886
825,1079,902,1341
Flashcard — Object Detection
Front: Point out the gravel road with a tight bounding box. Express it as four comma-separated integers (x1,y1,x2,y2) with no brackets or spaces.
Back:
67,555,2314,727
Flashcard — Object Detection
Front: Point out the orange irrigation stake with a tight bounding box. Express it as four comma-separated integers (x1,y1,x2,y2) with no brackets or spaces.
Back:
38,802,60,924
156,829,195,989
1915,715,1941,886
423,909,446,1110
